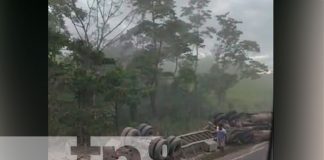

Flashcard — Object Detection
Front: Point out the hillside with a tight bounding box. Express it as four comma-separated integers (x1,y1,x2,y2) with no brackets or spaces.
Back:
227,73,273,112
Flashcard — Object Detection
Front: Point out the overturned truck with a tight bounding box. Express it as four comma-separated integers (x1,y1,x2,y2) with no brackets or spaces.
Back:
120,111,272,160
207,111,272,144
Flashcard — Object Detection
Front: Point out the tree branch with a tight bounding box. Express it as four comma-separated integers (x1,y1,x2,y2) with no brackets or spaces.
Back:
107,0,124,20
67,1,90,45
70,19,84,40
100,12,136,50
85,0,96,33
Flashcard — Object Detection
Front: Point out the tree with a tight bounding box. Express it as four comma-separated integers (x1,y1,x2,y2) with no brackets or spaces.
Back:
57,0,136,51
102,67,142,133
129,0,177,116
49,0,117,137
174,54,196,92
49,0,74,135
209,13,268,107
181,0,216,90
162,19,194,75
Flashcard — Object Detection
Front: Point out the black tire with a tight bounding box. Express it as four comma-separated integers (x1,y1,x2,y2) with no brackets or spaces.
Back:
166,136,176,144
149,137,162,159
219,119,230,128
227,111,238,121
225,111,237,120
167,137,181,156
154,138,168,160
238,130,252,144
230,114,241,123
241,134,253,144
121,127,133,136
231,131,245,143
138,123,149,133
237,112,247,119
126,128,140,136
215,114,226,124
213,113,224,122
141,125,153,136
213,112,224,118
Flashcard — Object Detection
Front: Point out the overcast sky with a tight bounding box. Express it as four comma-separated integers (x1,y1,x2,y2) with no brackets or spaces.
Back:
70,0,273,69
180,0,273,69
210,0,273,69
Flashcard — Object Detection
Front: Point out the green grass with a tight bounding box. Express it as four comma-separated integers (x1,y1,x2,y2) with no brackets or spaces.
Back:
162,56,273,112
226,74,273,112
204,73,273,113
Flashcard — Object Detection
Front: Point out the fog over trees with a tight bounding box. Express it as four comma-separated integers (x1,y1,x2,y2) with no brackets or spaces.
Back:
48,0,272,138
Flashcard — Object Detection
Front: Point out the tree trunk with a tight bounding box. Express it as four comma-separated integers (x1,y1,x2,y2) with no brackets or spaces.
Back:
77,91,83,145
129,105,137,121
150,64,158,116
92,92,96,106
193,44,199,92
77,91,81,109
114,102,119,135
217,92,226,108
149,5,158,116
174,56,178,75
150,92,157,116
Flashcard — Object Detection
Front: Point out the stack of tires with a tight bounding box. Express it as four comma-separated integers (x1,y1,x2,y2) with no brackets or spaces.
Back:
149,136,181,160
120,123,182,160
121,123,154,137
212,111,271,129
212,111,242,128
121,127,141,136
137,123,154,136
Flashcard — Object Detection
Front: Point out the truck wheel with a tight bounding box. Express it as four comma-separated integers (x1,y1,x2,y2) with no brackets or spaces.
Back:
228,112,238,121
213,113,224,122
121,127,133,136
154,138,168,160
138,123,149,133
126,128,140,136
149,137,162,159
141,125,153,136
215,114,226,124
225,111,237,120
167,137,181,157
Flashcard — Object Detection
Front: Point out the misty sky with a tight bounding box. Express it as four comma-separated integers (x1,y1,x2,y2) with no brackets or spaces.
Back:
182,0,273,69
69,0,273,69
208,0,273,69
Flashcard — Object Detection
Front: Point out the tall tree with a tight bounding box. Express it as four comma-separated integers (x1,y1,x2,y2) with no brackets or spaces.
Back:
162,19,194,76
49,0,117,138
209,13,268,107
181,0,216,90
129,0,176,116
49,0,74,135
100,66,143,133
57,0,136,51
52,0,136,107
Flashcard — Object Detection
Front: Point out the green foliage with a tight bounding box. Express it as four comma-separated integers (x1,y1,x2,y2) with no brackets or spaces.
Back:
175,55,196,91
206,64,238,94
181,0,212,27
205,13,269,107
214,13,268,79
48,1,271,137
132,0,176,19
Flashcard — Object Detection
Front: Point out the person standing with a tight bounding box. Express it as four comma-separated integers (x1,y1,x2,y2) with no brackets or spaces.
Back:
216,123,227,152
